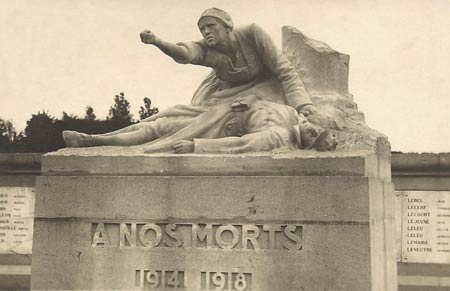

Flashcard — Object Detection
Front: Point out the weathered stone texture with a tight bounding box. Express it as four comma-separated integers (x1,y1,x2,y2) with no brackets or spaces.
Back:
283,26,388,151
41,147,389,180
29,26,399,291
31,151,397,291
283,26,349,95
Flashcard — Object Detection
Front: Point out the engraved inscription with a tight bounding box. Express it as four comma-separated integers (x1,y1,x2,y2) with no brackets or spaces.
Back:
400,191,450,263
135,270,184,289
201,272,252,291
0,187,35,254
91,222,302,251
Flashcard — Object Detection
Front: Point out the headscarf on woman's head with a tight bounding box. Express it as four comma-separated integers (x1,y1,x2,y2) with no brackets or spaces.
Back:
198,8,233,30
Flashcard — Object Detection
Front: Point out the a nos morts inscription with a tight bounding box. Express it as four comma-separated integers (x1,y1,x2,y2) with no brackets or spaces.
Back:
91,222,299,290
91,223,302,250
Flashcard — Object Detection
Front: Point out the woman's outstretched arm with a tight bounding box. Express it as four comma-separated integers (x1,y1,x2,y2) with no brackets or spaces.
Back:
140,30,190,62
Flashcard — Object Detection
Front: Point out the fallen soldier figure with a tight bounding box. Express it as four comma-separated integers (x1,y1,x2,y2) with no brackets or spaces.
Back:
63,95,337,154
63,7,338,154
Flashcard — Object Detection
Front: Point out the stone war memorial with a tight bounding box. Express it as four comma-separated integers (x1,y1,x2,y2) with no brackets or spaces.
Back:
30,8,398,291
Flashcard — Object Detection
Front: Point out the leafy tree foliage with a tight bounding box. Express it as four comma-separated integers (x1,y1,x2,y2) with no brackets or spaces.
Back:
23,111,61,152
2,92,158,152
0,118,18,152
108,92,133,123
84,106,96,120
0,119,16,143
139,97,159,120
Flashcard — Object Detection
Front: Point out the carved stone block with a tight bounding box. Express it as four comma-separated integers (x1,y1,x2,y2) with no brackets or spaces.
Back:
283,26,349,95
31,147,397,291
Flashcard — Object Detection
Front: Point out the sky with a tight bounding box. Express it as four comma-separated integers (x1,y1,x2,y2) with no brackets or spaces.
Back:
0,0,449,153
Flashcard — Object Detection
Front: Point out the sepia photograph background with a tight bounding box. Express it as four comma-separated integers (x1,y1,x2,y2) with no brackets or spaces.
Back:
1,0,449,153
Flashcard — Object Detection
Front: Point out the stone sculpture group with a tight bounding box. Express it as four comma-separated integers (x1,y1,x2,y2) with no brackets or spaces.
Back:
63,8,338,154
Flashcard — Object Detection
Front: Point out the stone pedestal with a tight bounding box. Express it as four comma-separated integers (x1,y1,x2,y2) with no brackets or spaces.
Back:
31,146,397,291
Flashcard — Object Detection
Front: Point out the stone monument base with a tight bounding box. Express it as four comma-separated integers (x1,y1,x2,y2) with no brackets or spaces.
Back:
31,145,397,291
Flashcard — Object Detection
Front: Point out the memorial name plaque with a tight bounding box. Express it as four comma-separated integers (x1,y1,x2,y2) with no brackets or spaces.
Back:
0,187,35,254
399,191,450,264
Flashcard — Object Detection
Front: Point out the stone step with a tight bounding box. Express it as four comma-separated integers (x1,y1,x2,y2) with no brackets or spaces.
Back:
41,148,389,179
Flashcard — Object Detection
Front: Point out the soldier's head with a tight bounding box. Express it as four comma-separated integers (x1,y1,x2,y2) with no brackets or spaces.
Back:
297,115,337,151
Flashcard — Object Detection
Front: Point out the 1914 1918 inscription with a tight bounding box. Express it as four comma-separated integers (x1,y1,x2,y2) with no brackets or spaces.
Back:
134,270,252,290
91,222,302,250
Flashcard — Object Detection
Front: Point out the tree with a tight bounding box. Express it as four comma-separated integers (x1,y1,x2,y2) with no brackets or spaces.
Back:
108,92,133,123
85,106,96,120
62,112,78,121
0,118,18,152
23,111,61,152
139,97,159,120
0,118,17,143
